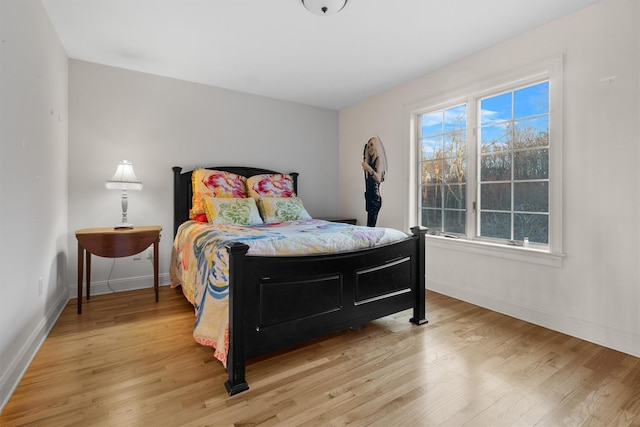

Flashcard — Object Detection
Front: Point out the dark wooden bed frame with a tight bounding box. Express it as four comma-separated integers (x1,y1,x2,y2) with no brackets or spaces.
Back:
173,166,428,395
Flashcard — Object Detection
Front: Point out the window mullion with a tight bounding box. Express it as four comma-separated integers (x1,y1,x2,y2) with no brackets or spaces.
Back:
466,98,478,239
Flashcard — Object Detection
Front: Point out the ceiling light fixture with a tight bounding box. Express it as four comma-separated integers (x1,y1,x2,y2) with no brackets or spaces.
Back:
302,0,347,16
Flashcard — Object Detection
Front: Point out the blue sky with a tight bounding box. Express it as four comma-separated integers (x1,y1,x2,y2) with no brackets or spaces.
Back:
481,81,549,126
419,81,549,158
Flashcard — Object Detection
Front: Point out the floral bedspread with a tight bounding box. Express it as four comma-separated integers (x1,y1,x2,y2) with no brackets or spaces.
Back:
169,219,408,366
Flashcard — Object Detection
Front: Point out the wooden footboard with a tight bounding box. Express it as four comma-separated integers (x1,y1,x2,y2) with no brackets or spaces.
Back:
224,226,427,395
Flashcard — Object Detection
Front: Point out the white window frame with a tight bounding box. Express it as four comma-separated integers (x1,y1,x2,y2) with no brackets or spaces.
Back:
406,55,565,267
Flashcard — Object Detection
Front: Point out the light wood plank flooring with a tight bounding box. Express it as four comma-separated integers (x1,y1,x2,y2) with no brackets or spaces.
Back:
2,287,640,426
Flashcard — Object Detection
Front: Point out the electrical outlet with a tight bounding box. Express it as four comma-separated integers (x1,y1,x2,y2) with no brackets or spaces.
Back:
147,247,154,260
38,277,43,296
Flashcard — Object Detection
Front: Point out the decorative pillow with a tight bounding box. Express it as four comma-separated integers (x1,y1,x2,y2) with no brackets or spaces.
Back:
258,197,312,223
203,197,263,226
190,169,247,219
192,213,208,223
246,174,295,199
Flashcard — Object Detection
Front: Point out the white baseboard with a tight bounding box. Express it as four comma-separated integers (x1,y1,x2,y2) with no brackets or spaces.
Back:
67,273,172,298
0,288,69,414
427,279,640,359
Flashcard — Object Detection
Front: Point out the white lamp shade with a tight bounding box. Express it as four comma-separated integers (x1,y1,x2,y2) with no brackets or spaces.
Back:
302,0,347,15
105,160,143,190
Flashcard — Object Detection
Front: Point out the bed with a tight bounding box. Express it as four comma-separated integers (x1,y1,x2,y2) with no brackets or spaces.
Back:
170,165,427,395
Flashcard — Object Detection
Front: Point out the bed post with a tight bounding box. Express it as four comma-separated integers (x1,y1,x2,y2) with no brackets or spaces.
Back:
290,172,299,194
172,166,183,237
224,242,251,396
410,226,428,325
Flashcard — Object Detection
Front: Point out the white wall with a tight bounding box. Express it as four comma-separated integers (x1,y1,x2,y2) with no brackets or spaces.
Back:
68,60,339,294
338,0,640,357
0,0,69,410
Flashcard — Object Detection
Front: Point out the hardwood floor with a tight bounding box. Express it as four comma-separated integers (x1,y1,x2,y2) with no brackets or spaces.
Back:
2,287,640,426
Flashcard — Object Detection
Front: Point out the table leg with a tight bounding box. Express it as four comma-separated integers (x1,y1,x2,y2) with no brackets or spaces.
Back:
77,243,83,314
154,237,159,302
86,252,91,300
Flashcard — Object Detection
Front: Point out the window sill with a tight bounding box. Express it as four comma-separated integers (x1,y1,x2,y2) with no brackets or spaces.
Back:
426,234,565,268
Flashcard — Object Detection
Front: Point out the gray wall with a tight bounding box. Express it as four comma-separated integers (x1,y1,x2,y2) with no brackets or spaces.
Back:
0,0,69,409
67,60,340,294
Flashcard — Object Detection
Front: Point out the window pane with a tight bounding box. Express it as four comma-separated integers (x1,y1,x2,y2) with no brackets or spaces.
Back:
481,183,511,210
444,184,465,209
421,160,442,185
421,112,442,137
444,105,466,133
514,82,549,118
421,185,442,208
515,116,549,149
478,80,550,245
480,212,511,239
443,158,467,183
480,153,511,181
444,210,465,234
422,208,442,231
418,104,468,236
514,213,548,244
514,182,548,212
421,136,443,160
444,131,465,158
514,148,548,180
481,92,512,125
480,124,510,153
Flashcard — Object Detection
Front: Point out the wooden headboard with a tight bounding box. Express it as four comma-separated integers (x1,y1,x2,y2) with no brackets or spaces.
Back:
172,166,299,236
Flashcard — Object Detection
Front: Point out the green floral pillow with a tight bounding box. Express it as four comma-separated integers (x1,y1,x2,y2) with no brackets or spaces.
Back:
258,197,312,223
203,197,263,226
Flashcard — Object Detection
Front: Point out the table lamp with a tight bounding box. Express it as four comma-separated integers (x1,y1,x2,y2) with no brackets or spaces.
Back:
105,160,143,228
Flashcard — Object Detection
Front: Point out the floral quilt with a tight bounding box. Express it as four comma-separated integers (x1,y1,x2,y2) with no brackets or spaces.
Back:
169,219,408,366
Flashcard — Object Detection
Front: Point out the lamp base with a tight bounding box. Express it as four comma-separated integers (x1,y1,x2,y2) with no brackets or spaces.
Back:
114,223,134,229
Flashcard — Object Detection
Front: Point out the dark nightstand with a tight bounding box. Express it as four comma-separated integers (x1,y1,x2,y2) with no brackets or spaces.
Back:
76,225,161,314
317,217,357,225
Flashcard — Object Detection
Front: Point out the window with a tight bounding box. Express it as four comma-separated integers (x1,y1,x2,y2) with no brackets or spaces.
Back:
412,56,563,257
478,82,549,244
418,104,467,234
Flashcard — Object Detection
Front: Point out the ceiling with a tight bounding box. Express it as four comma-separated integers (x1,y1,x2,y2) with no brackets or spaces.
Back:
41,0,599,110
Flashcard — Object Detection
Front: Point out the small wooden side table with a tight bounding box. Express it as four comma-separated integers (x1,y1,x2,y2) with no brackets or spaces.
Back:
76,225,162,314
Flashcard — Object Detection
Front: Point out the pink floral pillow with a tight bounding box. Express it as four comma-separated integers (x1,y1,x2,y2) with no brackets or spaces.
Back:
246,174,295,199
190,169,247,219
